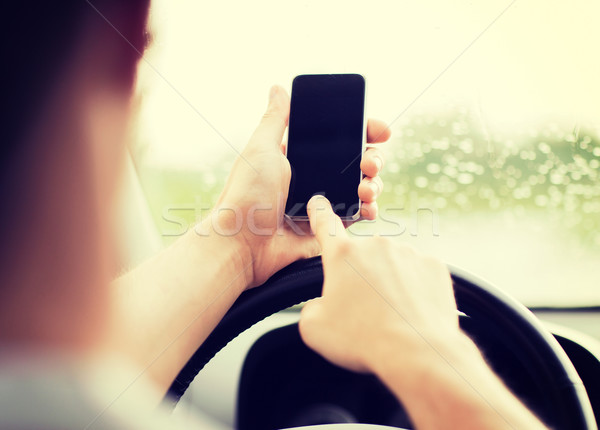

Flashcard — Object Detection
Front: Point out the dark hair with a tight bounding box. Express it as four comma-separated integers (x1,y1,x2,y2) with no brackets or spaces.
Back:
0,1,149,167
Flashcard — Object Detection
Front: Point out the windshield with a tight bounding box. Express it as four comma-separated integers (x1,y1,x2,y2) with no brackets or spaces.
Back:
132,0,600,307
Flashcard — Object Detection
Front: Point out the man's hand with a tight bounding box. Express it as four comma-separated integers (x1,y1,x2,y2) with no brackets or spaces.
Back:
299,195,460,373
111,86,391,393
214,85,390,288
297,196,549,430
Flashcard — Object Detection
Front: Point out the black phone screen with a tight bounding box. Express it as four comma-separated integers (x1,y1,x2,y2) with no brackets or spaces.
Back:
285,74,366,219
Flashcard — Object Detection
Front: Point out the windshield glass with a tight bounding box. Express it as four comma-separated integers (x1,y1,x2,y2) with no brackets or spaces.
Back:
132,0,600,307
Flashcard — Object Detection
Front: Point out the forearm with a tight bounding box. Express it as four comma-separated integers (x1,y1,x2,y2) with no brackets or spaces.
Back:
371,331,548,430
109,216,252,394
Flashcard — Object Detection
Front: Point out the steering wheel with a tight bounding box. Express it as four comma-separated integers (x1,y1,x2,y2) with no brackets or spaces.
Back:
163,257,596,430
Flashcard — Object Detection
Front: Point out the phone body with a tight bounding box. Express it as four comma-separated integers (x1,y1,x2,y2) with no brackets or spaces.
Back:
285,73,367,221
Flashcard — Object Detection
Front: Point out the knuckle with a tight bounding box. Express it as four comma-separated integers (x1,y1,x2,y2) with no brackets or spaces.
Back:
360,202,378,219
422,255,448,273
299,304,312,325
395,242,418,255
367,148,384,165
261,109,277,120
367,147,382,158
298,317,311,342
370,235,393,249
421,253,440,265
332,238,355,258
299,303,319,337
261,110,286,126
368,177,383,195
374,175,384,189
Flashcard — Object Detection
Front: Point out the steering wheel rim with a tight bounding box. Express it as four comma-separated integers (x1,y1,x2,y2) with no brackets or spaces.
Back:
164,257,596,430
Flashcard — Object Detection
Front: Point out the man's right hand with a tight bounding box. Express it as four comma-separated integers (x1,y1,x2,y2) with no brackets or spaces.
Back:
298,195,549,430
299,195,462,374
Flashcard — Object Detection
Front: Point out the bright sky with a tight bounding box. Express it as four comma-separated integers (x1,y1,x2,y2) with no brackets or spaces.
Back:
136,0,600,169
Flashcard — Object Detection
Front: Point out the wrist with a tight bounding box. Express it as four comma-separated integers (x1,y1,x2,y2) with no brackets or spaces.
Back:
367,328,548,430
368,327,482,391
186,210,255,293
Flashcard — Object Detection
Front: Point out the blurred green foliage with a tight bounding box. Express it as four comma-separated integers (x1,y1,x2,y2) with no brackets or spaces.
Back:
137,109,600,248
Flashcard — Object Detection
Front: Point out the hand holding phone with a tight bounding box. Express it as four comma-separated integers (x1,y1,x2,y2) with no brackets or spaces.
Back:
285,74,367,221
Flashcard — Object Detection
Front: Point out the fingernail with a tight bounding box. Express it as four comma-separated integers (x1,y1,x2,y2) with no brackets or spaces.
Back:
269,85,278,100
374,156,383,171
308,194,328,210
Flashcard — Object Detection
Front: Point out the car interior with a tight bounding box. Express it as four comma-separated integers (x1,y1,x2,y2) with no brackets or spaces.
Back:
119,157,600,429
117,1,600,429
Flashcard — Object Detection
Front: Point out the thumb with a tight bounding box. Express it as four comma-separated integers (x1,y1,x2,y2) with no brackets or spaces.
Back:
307,195,347,252
249,85,290,151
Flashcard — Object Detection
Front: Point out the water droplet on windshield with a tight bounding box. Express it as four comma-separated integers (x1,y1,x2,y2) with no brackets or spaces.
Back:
415,176,429,188
426,163,441,174
457,173,474,185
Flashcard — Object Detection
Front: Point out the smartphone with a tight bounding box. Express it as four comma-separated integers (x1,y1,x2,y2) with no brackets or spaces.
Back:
285,73,367,221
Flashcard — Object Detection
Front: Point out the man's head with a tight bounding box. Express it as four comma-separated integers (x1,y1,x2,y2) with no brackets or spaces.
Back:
0,1,150,350
1,1,150,162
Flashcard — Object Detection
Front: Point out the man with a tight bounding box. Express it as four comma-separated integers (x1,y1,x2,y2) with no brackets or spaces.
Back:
0,1,548,429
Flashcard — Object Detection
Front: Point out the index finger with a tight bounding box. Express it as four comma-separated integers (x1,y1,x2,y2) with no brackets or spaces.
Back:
307,195,348,252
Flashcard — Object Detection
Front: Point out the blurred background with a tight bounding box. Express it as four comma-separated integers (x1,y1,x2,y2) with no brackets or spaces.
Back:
130,0,600,307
